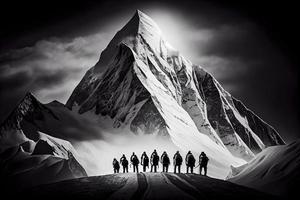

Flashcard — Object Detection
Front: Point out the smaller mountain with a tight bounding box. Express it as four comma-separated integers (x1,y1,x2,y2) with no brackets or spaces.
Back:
0,140,87,190
0,92,87,189
23,173,277,200
227,140,300,197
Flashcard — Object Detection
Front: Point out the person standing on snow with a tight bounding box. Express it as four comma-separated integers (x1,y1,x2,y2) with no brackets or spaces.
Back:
161,151,170,172
130,152,140,173
150,149,159,172
186,151,195,173
199,151,209,176
141,151,149,172
173,151,183,173
112,158,120,173
120,154,129,173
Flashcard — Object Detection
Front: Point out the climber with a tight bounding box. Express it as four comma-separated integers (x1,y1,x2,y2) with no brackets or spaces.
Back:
141,151,149,172
150,149,160,172
173,151,183,173
120,154,129,173
186,151,195,173
112,158,120,173
199,151,209,176
130,152,140,173
161,151,170,172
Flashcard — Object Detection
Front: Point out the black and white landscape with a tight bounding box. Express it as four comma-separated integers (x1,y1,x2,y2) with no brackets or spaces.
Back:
0,1,299,199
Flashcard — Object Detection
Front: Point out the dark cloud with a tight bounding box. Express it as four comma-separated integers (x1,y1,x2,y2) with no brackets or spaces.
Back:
0,33,110,122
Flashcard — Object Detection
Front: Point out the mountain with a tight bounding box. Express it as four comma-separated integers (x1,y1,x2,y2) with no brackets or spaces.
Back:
22,173,277,200
0,10,286,182
227,140,300,197
0,92,87,188
66,10,284,162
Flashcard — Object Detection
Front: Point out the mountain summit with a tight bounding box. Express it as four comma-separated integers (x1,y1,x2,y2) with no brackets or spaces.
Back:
1,11,285,180
66,10,284,175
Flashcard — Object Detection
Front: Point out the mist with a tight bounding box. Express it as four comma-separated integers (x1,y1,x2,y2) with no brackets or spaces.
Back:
70,128,239,179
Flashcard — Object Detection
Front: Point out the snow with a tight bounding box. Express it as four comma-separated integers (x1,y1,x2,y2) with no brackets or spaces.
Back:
0,10,286,185
24,173,275,200
228,140,300,196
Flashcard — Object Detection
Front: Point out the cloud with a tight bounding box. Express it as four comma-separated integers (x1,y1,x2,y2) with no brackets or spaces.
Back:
0,33,112,121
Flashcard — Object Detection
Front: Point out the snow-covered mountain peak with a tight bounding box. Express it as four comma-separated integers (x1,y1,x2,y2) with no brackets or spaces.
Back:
67,10,284,167
92,10,174,74
121,10,163,39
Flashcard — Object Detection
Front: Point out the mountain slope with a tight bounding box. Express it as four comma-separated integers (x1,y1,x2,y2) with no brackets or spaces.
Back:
227,140,300,197
66,10,284,163
0,93,87,187
23,173,277,200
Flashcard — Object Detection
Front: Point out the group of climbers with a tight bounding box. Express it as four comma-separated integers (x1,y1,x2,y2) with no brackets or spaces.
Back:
112,150,209,175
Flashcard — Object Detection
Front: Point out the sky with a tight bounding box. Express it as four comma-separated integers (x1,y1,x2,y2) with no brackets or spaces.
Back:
0,0,299,142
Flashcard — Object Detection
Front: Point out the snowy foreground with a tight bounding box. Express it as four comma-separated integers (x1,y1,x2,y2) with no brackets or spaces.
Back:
228,140,300,197
21,173,277,200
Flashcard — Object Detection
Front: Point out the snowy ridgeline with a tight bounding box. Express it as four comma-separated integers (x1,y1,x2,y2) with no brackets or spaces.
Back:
228,140,300,196
0,10,286,182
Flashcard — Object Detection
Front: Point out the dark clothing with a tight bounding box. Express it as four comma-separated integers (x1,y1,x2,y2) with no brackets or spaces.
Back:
200,165,207,176
151,165,157,172
186,153,196,166
161,153,170,165
186,153,195,173
150,152,159,172
120,156,129,173
173,153,183,173
133,165,139,173
199,154,209,176
163,165,169,172
113,160,120,173
161,153,170,172
123,166,128,173
141,153,149,172
174,165,181,173
130,155,140,165
130,154,139,173
173,153,183,166
151,152,159,165
187,166,194,173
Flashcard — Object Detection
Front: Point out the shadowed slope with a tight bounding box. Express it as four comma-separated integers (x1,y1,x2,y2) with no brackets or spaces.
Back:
23,173,278,200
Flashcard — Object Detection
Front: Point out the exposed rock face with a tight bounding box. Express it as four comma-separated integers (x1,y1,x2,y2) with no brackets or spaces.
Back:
66,10,284,161
0,10,285,181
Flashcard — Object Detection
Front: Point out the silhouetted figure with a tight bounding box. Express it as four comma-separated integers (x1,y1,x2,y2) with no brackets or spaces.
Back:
120,154,129,173
173,151,183,173
151,149,159,172
185,151,195,173
199,152,209,176
112,158,120,173
161,151,170,172
141,151,149,172
130,152,139,173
